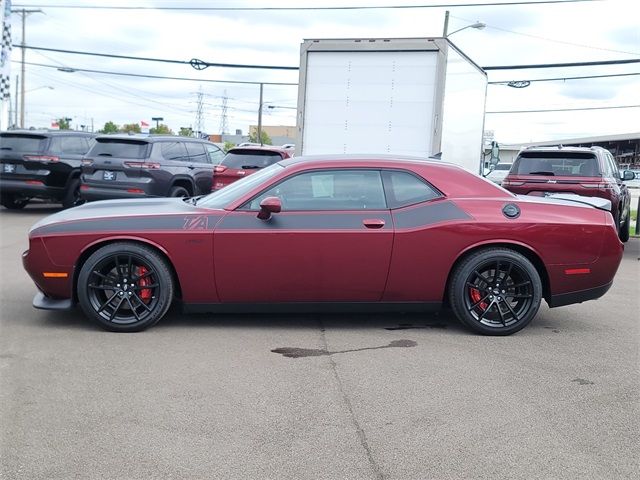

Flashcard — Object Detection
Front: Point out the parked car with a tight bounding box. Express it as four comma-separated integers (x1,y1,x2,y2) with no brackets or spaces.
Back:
485,162,513,185
502,146,635,242
25,155,623,335
80,135,225,201
0,130,95,209
212,145,294,191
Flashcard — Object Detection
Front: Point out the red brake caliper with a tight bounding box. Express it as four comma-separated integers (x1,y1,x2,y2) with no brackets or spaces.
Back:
137,266,152,302
470,287,488,310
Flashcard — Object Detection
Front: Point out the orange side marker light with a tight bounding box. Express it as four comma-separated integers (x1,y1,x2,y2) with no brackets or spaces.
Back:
43,272,69,278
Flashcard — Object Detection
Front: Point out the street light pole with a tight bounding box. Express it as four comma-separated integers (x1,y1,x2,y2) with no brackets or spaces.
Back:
12,8,42,128
257,83,263,146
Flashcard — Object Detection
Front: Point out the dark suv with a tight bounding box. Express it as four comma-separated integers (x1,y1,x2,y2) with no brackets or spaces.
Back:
80,135,225,201
502,145,635,242
0,130,95,209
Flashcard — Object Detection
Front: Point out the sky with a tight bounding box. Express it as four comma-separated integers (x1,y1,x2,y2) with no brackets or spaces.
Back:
5,0,640,144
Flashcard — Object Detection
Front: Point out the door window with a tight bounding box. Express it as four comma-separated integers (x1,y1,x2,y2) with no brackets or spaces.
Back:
207,145,225,165
185,142,208,163
160,142,188,161
244,169,387,211
382,170,441,208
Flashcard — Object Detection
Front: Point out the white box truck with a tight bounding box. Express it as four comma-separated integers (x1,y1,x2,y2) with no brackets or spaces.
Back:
295,38,487,174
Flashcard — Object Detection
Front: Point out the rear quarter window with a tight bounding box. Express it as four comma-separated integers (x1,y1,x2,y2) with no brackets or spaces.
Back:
0,134,48,152
89,139,150,159
513,152,599,177
382,170,441,208
222,150,282,169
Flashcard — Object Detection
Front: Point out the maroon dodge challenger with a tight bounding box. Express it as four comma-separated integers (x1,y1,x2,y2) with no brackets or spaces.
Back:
23,155,624,335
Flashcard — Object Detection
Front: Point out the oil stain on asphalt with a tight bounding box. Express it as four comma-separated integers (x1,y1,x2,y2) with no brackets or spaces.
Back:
272,339,417,359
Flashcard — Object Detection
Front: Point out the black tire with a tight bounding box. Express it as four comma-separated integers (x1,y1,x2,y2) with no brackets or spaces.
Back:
619,210,630,243
77,242,174,332
449,248,542,336
62,178,85,209
169,185,190,198
1,193,29,209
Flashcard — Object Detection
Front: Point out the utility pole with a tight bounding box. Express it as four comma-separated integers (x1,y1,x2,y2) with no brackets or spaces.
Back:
14,75,18,127
219,90,228,135
194,87,204,138
257,83,263,146
12,8,42,128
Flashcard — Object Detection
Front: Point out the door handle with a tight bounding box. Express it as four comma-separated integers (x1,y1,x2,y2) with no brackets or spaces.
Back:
363,219,385,229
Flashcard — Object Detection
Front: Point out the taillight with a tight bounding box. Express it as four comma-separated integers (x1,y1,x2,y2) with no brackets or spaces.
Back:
502,180,524,187
579,183,608,189
214,165,228,173
23,155,59,163
81,158,93,166
124,161,161,169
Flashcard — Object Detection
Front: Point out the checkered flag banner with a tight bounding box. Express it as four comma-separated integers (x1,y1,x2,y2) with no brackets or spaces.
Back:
1,0,12,100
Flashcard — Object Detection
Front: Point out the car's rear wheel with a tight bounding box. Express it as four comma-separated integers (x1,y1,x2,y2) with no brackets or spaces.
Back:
1,193,29,209
62,178,85,209
449,248,542,335
169,186,190,198
77,242,174,332
619,210,630,243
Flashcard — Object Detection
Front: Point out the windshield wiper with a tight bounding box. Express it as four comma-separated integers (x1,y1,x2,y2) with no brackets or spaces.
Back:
187,195,205,206
528,171,555,176
241,165,260,169
97,153,113,156
0,147,12,150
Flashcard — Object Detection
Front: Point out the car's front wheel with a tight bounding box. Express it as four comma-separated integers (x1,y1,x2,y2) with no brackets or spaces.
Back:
77,242,174,332
449,248,542,335
619,210,630,243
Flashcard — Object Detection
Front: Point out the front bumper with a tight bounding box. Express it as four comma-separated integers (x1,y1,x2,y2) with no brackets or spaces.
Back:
33,292,74,310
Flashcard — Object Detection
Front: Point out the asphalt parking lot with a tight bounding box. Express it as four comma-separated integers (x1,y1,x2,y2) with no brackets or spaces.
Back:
1,205,638,480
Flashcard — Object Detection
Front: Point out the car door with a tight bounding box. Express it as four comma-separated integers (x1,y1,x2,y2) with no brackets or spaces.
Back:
213,169,394,303
185,142,213,194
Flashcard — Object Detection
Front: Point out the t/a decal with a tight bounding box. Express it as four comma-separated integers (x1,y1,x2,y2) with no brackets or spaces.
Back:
183,215,209,230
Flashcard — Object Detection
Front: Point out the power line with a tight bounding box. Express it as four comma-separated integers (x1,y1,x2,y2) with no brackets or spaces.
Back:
488,72,640,84
484,58,640,70
11,1,602,11
18,45,640,73
486,105,640,113
14,44,299,71
15,61,298,86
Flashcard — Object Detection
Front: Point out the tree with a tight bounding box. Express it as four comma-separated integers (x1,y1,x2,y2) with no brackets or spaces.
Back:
57,117,71,130
150,123,173,135
178,127,193,137
223,141,235,152
120,123,141,134
99,121,119,134
248,130,272,145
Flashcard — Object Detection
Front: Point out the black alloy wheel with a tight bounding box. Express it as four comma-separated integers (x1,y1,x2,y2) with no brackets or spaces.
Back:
619,210,630,243
449,248,542,335
169,186,190,198
77,242,174,332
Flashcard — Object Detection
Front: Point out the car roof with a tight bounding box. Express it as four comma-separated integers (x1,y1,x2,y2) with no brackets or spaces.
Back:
94,134,214,143
279,153,456,168
228,145,290,154
520,145,604,154
1,129,95,137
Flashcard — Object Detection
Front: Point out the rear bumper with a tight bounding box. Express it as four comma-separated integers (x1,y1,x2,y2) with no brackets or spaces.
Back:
0,179,65,199
547,281,613,308
81,185,156,201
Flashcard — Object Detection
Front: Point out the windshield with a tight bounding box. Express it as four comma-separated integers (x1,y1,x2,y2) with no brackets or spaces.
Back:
222,150,283,169
494,164,512,171
89,139,150,159
197,162,285,209
513,152,599,177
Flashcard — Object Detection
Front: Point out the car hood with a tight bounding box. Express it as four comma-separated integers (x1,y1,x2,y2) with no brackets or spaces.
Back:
29,197,223,235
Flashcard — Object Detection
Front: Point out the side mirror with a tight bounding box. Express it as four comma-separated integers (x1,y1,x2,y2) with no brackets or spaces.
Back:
621,170,635,181
257,196,281,220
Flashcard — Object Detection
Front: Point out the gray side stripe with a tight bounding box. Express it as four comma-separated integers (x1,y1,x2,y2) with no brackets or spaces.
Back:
219,212,393,230
393,201,471,229
32,215,223,235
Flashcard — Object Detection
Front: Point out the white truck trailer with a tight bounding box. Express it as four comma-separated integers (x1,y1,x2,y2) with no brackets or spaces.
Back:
295,38,487,174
